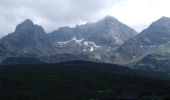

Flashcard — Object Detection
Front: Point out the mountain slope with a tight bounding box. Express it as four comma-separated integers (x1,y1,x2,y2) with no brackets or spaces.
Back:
134,51,170,72
48,16,137,49
0,19,56,57
114,17,170,64
0,61,169,100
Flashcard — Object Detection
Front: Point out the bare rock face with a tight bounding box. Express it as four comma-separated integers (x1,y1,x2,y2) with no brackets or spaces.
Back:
114,17,170,64
0,19,56,57
49,16,137,48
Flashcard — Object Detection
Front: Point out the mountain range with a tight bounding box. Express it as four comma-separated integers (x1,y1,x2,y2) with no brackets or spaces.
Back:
0,16,137,64
1,16,170,72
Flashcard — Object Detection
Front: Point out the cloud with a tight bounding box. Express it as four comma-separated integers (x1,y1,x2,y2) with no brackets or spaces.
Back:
1,0,170,37
105,0,170,32
0,0,121,37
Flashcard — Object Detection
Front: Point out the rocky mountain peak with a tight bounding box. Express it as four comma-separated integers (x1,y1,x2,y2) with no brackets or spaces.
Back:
149,16,170,29
99,16,120,26
103,16,118,22
14,19,45,34
22,19,34,25
158,16,170,22
15,19,34,33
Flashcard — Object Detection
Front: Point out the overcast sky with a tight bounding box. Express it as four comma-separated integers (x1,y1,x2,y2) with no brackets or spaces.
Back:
0,0,170,37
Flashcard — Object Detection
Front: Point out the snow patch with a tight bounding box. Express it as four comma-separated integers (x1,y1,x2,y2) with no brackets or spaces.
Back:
89,42,101,48
72,37,84,44
83,49,86,52
24,50,28,53
140,45,156,48
90,47,94,52
149,45,157,48
84,41,89,46
83,41,101,48
57,40,71,45
140,45,143,48
56,37,102,52
114,36,123,44
107,49,110,52
158,44,164,47
56,37,84,46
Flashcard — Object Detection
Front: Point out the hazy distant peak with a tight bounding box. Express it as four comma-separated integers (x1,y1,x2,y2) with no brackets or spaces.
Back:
159,16,170,21
22,19,34,25
18,19,34,28
155,16,170,24
148,16,170,29
14,19,45,34
97,16,121,28
103,15,118,22
15,19,34,33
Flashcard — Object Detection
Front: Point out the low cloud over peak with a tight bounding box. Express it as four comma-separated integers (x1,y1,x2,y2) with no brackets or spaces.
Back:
0,0,170,37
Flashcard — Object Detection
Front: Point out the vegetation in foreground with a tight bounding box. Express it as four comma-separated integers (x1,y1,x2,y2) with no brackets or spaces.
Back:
0,61,169,100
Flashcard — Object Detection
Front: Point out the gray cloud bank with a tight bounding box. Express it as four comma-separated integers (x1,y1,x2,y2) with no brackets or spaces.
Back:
0,0,121,37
